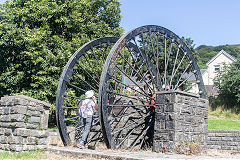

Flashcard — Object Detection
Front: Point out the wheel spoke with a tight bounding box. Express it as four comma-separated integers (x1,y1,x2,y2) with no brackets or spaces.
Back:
133,38,155,93
63,94,81,99
115,64,150,97
175,72,195,90
106,89,144,101
170,51,187,89
169,46,180,88
117,50,154,95
90,46,102,70
72,71,98,92
83,54,100,80
110,76,152,100
174,62,192,89
66,81,86,93
64,116,79,122
76,61,100,85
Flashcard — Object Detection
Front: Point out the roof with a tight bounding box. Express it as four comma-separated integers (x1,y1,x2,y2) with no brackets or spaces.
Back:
122,76,146,86
206,49,236,66
182,69,206,81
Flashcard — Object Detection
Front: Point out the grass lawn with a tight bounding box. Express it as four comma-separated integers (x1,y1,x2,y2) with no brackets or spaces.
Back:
0,150,97,160
0,150,46,160
208,107,240,130
208,119,240,130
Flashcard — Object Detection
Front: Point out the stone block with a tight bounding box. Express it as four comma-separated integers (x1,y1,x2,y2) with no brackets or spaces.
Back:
29,101,37,106
37,138,48,145
14,128,30,137
30,130,48,138
0,135,7,144
7,136,19,144
155,113,166,120
0,122,26,128
166,103,174,112
4,128,12,136
18,98,29,106
185,115,193,123
0,128,4,135
0,144,10,151
210,137,221,141
27,110,41,117
26,123,39,129
40,110,49,130
28,105,44,112
153,141,161,153
22,144,35,151
166,121,174,130
0,114,25,122
0,115,10,122
27,137,37,145
28,116,41,124
10,106,27,114
157,133,169,141
9,144,23,151
222,137,233,141
35,144,47,150
0,107,10,115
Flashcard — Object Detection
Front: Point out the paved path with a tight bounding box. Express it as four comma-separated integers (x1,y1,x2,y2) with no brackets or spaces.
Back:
48,146,240,160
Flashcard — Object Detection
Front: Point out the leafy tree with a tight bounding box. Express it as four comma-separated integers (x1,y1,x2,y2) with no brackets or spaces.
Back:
0,0,123,105
215,59,240,110
181,37,200,61
195,44,240,69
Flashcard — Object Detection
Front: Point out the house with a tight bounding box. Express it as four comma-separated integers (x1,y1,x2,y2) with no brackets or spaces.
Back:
185,50,236,96
202,49,236,85
201,50,236,96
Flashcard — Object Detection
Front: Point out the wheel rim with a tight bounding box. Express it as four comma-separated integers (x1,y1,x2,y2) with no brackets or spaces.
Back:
99,25,206,150
56,37,118,146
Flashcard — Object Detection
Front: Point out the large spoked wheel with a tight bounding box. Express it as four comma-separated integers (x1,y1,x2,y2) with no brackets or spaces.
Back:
56,37,118,146
99,25,206,150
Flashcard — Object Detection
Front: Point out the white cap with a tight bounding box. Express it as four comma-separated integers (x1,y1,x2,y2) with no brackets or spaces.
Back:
85,90,94,98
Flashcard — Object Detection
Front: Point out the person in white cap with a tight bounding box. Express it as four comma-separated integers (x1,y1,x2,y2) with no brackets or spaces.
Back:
78,90,98,149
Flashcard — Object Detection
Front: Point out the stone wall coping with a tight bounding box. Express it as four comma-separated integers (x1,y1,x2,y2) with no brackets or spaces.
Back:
1,95,51,108
155,90,201,98
208,130,240,133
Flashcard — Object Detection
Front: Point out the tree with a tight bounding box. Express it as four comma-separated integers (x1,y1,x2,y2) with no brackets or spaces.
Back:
0,0,123,104
215,59,240,110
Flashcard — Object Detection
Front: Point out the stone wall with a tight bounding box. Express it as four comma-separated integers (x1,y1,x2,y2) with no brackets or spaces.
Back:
153,91,208,153
0,95,50,151
208,130,240,151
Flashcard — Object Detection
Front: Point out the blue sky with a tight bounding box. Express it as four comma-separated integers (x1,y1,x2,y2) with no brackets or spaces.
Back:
120,0,240,47
1,0,239,47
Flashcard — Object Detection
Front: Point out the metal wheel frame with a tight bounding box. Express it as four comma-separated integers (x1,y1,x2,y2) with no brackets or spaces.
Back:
99,25,206,149
56,37,118,146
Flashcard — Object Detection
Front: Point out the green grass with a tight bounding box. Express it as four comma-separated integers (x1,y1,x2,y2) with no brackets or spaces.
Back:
208,107,240,130
208,119,240,130
0,150,46,160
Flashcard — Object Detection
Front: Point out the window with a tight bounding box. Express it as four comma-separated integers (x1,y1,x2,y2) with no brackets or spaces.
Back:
214,65,220,72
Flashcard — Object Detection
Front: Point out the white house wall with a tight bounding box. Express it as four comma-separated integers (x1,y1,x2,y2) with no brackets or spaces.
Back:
207,53,233,85
201,70,208,85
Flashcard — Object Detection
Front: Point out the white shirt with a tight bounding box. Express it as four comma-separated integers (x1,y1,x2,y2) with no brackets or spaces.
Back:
81,99,95,116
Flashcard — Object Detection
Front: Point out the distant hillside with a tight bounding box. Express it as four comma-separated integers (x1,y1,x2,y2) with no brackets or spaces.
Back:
195,44,240,69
